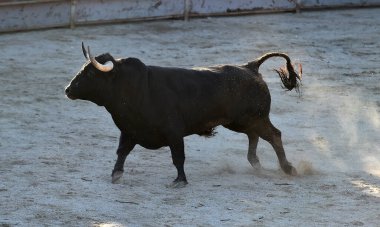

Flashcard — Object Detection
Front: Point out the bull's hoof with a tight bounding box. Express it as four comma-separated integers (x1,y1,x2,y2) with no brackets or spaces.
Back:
282,164,297,176
111,171,124,183
166,179,188,188
290,166,298,176
248,159,262,171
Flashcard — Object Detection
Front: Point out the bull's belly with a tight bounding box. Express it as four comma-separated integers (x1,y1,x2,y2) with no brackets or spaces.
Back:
138,141,166,150
123,130,168,150
184,117,230,137
122,119,226,150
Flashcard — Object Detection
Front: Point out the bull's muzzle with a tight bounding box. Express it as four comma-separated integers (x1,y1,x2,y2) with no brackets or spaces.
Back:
65,86,76,100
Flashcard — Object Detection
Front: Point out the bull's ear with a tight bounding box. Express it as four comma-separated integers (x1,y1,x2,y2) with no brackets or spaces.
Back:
89,50,114,72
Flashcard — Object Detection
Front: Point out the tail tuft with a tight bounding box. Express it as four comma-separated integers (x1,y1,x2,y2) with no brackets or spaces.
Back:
275,62,302,92
197,127,217,138
248,52,302,93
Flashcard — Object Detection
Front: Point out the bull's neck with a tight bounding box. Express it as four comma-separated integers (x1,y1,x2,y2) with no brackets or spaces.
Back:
103,73,146,118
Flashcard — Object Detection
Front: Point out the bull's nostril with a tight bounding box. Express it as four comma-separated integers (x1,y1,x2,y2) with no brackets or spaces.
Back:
65,86,77,100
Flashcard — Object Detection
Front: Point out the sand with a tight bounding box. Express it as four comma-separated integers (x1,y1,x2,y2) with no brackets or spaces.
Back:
1,8,379,226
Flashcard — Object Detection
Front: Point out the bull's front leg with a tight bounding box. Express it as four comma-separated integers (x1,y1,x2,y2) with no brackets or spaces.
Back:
168,138,188,188
112,132,135,183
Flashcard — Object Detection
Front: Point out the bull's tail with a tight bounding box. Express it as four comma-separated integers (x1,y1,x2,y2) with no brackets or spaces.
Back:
247,52,302,92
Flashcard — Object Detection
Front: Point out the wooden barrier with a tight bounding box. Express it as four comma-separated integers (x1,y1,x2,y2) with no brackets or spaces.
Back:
1,0,379,33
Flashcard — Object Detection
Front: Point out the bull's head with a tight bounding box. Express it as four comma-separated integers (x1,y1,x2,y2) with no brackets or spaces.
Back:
65,43,116,105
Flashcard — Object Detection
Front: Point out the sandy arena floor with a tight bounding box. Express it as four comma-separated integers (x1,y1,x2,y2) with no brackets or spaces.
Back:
1,8,379,226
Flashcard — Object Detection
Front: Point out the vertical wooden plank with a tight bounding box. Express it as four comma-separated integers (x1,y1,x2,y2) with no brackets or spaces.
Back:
189,0,296,15
70,0,76,29
300,0,380,8
74,0,185,24
0,1,71,33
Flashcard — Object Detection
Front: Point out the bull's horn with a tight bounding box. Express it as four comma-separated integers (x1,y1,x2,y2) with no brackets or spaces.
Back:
82,42,89,60
87,46,114,72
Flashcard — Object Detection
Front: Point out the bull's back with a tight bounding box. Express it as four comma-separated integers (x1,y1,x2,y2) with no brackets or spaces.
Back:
146,65,271,136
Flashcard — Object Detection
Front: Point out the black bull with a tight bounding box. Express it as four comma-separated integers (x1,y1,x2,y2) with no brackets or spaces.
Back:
65,44,301,187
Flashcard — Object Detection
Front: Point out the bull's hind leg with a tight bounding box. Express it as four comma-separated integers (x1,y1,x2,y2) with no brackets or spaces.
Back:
253,117,297,175
223,123,261,170
247,132,261,170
